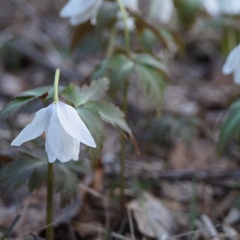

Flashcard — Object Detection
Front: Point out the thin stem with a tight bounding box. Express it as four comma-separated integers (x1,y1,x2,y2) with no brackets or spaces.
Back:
53,68,60,103
116,0,130,51
106,24,117,59
119,82,128,208
46,162,54,240
1,214,21,240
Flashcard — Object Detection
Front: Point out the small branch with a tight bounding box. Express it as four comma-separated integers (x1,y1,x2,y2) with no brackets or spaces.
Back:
1,214,21,240
138,169,240,189
152,169,240,181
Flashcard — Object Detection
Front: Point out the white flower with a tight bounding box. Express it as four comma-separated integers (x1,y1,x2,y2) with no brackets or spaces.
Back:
149,0,175,24
201,0,240,16
219,0,240,15
11,102,96,163
222,44,240,85
116,11,136,31
60,0,103,26
201,0,221,16
122,0,139,13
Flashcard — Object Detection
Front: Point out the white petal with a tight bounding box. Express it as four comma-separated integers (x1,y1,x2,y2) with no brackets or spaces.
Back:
202,0,220,16
90,0,103,25
60,0,96,18
56,102,96,148
220,0,240,15
233,66,240,85
45,106,80,163
149,0,175,24
11,108,47,146
69,10,92,26
223,44,240,75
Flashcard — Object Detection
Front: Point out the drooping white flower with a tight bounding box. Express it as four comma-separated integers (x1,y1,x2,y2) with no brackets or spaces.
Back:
122,0,139,13
11,101,96,163
219,0,240,15
60,0,103,26
222,44,240,85
201,0,221,16
149,0,175,24
201,0,240,16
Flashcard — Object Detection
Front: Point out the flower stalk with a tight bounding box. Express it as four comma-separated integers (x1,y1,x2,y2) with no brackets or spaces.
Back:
53,68,60,103
46,162,54,240
116,0,130,208
119,81,128,209
116,0,130,51
45,68,60,240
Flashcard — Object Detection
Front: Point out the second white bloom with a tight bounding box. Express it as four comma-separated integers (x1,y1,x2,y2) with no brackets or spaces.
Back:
222,44,240,85
11,102,96,163
60,0,103,25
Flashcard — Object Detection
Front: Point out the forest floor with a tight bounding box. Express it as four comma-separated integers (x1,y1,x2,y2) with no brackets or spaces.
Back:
1,1,240,240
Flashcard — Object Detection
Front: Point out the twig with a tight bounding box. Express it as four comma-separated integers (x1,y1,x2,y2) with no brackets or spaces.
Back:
127,208,136,240
1,214,21,240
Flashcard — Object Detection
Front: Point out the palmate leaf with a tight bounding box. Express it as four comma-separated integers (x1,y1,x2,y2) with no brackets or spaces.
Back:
91,59,110,80
0,148,48,194
77,105,104,161
76,101,134,160
55,160,92,207
218,100,240,153
108,53,134,92
0,86,64,121
0,146,91,207
108,51,167,106
135,64,166,105
134,53,167,73
61,78,109,107
87,101,132,136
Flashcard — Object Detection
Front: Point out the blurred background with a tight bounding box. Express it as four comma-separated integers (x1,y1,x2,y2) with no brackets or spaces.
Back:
1,0,240,239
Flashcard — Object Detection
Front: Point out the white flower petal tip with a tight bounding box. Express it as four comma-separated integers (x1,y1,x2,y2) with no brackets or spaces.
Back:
11,101,96,163
59,0,103,26
11,108,47,146
149,0,175,24
222,44,240,85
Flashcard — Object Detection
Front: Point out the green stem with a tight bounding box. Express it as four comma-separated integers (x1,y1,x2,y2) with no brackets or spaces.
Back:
106,24,117,59
53,68,60,103
119,82,128,208
46,162,54,240
116,0,130,51
1,214,21,240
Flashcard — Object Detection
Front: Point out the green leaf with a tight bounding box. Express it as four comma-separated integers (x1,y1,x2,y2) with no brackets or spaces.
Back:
0,145,91,207
134,64,166,105
77,105,104,161
0,86,63,121
92,59,110,79
61,78,109,107
108,53,134,92
28,162,48,192
218,102,240,153
55,160,92,207
108,52,167,107
0,149,48,194
87,101,132,136
55,163,79,207
17,86,53,98
0,97,33,122
134,53,167,74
